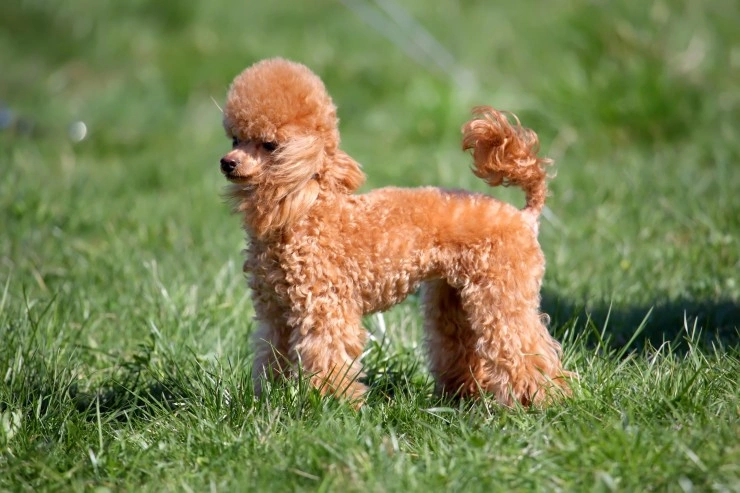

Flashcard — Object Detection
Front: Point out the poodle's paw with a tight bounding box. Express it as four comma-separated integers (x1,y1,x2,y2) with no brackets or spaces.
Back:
509,367,573,407
309,372,368,409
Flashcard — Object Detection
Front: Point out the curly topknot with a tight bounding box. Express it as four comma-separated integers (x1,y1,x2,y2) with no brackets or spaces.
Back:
223,58,339,149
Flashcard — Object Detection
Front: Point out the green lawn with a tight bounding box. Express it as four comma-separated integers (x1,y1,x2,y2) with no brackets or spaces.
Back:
1,1,738,491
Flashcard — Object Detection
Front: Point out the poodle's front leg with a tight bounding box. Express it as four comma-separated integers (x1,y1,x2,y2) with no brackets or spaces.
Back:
251,317,292,397
287,299,368,406
249,283,292,397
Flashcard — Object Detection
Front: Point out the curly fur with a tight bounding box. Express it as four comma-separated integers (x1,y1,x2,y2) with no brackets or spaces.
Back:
220,58,572,407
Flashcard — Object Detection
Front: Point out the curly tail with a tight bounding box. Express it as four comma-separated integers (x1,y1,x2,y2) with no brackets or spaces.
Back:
462,106,552,218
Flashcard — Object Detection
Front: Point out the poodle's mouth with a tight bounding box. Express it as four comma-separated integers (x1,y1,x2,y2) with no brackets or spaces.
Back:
226,178,256,193
224,174,251,185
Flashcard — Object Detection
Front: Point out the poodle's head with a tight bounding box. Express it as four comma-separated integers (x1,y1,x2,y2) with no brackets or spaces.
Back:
220,58,365,237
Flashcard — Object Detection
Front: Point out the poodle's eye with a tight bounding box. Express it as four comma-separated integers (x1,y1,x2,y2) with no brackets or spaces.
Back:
262,141,278,152
231,136,239,148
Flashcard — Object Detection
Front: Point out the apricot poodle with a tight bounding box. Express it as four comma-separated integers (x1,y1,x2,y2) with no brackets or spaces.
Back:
220,58,571,407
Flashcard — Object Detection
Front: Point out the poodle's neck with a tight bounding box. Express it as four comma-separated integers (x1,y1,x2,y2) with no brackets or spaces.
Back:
233,181,327,239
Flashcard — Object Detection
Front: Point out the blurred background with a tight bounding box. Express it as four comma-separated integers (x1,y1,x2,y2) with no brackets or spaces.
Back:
1,0,738,351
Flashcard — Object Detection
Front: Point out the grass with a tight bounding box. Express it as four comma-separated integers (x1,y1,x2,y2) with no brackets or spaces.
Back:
1,0,738,490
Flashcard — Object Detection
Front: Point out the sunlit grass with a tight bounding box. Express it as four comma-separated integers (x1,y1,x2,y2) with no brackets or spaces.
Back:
1,0,738,490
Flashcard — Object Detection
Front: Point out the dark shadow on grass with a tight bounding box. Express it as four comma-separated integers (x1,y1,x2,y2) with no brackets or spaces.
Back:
71,378,189,421
542,291,739,350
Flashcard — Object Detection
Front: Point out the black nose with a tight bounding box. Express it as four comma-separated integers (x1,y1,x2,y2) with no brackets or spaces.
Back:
220,157,237,174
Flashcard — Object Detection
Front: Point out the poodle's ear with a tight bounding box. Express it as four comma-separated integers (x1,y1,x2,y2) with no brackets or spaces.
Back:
324,150,366,193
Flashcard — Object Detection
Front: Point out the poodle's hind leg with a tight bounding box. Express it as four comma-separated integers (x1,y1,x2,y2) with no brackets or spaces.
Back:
288,302,368,407
458,265,571,407
422,280,483,397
